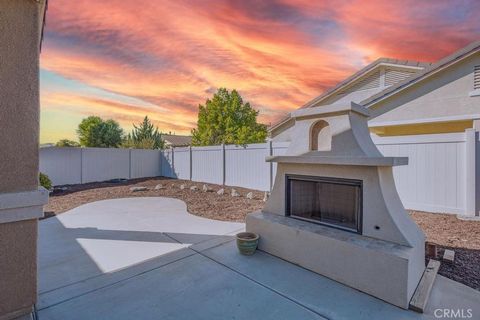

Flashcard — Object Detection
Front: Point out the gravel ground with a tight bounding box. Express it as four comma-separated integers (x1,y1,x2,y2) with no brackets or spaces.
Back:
45,178,480,291
410,211,480,290
45,177,265,222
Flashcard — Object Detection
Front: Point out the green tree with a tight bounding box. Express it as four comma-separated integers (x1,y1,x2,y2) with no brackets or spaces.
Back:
123,116,164,149
77,116,124,148
56,139,80,147
191,88,267,146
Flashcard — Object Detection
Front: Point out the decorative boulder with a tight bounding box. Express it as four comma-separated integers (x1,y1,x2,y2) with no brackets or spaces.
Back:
202,184,213,192
231,189,240,197
154,184,164,190
130,186,148,192
263,192,269,202
190,185,199,191
180,184,186,190
246,192,254,199
217,188,225,195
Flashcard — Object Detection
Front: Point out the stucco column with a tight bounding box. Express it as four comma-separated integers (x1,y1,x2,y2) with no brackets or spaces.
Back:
0,1,49,319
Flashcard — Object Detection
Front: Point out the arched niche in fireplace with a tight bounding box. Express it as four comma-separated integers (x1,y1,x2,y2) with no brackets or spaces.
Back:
310,120,331,151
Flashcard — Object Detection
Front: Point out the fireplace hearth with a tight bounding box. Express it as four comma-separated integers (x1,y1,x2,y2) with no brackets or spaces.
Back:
246,103,425,309
286,175,362,233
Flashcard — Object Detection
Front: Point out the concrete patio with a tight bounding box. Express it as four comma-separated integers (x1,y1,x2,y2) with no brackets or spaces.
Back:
38,197,480,320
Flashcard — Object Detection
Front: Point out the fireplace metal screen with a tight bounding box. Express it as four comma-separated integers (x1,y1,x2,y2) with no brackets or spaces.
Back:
286,175,362,233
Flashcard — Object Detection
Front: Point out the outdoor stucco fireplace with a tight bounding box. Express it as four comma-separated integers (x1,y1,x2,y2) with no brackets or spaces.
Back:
246,103,426,309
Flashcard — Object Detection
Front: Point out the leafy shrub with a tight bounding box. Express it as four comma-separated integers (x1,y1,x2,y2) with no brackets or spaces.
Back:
56,139,80,147
39,172,52,190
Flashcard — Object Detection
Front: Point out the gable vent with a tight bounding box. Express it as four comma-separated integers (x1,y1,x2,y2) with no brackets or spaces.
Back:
475,66,480,90
337,70,380,95
385,68,417,86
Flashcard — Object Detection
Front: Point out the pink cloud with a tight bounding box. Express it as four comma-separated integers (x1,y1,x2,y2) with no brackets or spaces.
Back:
41,0,480,140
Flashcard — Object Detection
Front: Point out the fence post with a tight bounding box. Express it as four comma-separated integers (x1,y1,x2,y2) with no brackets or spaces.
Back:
80,147,84,184
171,147,175,178
222,143,226,185
465,128,478,217
269,140,273,191
128,149,132,179
189,146,193,181
159,149,163,177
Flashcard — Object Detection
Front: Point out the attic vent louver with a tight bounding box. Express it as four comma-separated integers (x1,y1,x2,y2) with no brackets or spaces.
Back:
475,66,480,90
385,68,417,86
337,70,380,95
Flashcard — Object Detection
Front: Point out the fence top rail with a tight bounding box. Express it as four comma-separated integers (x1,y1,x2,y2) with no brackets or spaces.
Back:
40,146,81,150
41,146,163,152
271,141,290,148
187,146,222,151
169,141,291,152
372,132,466,145
224,144,267,150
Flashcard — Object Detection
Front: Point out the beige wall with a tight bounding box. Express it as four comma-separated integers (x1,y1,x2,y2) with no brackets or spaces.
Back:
0,1,43,319
0,220,38,319
370,53,480,124
0,0,40,193
272,56,480,141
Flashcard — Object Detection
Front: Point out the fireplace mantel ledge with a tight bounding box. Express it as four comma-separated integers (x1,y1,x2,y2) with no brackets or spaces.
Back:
0,187,49,224
266,155,408,167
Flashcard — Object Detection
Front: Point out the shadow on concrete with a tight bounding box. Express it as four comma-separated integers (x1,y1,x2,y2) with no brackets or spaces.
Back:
38,215,239,295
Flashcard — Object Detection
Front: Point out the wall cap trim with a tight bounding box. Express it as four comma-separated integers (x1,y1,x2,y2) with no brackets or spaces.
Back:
469,89,480,97
0,187,49,224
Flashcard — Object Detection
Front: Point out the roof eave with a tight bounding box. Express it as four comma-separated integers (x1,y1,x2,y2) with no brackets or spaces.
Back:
299,59,427,111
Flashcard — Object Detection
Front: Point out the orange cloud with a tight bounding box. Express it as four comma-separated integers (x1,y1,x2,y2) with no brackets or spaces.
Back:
40,0,480,142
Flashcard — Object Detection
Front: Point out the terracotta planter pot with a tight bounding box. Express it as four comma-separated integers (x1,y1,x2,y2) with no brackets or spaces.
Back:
236,232,259,255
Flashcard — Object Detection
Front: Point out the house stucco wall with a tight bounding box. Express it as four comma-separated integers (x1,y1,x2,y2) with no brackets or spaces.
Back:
0,1,43,319
369,53,480,125
0,0,40,193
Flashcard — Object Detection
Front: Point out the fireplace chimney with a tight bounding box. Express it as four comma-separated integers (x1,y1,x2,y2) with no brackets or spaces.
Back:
246,103,425,309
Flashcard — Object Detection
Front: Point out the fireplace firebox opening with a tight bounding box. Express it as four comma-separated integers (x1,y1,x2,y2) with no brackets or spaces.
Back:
285,175,362,233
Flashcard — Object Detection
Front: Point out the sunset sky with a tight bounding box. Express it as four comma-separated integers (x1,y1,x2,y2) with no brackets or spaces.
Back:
40,0,480,143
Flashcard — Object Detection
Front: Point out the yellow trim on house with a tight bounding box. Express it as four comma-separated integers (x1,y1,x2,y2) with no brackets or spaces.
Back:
369,120,473,136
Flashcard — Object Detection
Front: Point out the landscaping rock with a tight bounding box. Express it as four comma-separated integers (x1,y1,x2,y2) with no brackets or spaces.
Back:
263,192,269,202
443,249,455,263
231,189,240,197
130,186,148,192
190,185,198,191
217,188,225,195
202,184,213,192
154,184,164,190
246,192,253,199
180,184,186,190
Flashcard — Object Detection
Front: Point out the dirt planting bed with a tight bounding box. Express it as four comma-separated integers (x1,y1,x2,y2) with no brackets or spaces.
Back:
45,177,265,222
410,211,480,290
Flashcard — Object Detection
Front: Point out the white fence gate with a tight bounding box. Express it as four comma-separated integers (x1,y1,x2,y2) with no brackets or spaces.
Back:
40,131,479,216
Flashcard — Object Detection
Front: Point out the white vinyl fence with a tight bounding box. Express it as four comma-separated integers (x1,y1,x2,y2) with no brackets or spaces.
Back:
40,147,162,185
160,142,289,191
40,131,479,216
373,131,478,216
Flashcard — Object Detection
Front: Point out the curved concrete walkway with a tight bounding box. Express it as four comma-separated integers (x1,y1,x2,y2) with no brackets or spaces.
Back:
39,197,244,294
